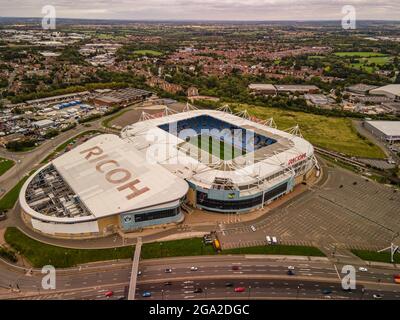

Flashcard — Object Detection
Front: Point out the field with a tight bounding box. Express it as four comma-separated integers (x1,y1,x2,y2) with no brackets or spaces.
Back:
334,52,392,73
133,50,163,56
334,52,387,57
189,134,244,160
0,175,31,211
0,157,14,176
233,104,385,159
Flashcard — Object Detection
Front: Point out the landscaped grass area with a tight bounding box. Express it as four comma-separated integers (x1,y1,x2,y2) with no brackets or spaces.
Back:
133,50,163,57
0,157,14,176
233,104,385,159
222,244,325,257
5,227,134,268
5,227,325,268
351,249,400,264
0,175,30,211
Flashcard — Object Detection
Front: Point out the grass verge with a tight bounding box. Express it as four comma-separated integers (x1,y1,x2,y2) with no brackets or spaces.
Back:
0,176,30,211
5,227,325,268
222,245,325,257
0,157,15,176
351,249,400,264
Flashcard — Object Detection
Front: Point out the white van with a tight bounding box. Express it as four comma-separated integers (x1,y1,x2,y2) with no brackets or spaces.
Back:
272,236,278,245
266,236,272,245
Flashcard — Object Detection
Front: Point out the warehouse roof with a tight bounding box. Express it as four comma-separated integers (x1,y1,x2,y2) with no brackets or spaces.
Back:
366,121,400,136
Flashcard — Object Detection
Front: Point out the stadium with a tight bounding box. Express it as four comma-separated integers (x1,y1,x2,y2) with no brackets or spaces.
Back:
19,109,317,239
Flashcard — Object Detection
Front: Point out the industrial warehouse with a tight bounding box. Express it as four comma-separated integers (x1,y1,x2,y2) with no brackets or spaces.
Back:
19,110,317,238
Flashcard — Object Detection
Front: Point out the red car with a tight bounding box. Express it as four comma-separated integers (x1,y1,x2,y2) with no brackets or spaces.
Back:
394,274,400,284
234,287,246,293
104,291,114,298
232,265,240,271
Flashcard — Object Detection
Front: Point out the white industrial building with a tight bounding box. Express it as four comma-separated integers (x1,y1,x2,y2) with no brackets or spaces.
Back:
364,121,400,144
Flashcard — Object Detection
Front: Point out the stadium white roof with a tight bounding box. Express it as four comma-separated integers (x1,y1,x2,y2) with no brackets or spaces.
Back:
366,121,400,137
122,110,314,192
51,134,188,219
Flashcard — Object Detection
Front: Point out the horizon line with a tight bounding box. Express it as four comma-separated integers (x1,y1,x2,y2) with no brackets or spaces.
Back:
1,16,400,23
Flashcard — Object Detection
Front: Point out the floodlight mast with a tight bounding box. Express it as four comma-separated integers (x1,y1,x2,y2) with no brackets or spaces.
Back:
378,233,400,263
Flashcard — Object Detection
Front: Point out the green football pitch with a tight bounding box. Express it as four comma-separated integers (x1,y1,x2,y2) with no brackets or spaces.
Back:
188,134,244,160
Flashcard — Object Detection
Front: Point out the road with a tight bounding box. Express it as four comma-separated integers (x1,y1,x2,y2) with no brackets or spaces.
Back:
2,256,399,300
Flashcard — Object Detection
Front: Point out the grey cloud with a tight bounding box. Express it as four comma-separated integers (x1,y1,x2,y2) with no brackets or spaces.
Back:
0,0,399,20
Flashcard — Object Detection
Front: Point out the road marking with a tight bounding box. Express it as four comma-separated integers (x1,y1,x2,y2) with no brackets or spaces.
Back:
334,264,341,281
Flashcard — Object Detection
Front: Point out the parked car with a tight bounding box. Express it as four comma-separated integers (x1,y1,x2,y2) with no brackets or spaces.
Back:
193,288,203,293
104,291,114,298
322,288,332,295
234,287,246,293
164,268,172,273
373,294,382,299
288,266,295,270
287,270,295,276
142,291,152,298
250,225,256,232
0,211,7,221
271,236,278,245
137,271,142,276
225,282,234,287
190,266,198,271
164,281,172,286
359,267,368,272
393,274,400,284
231,265,240,271
266,236,272,245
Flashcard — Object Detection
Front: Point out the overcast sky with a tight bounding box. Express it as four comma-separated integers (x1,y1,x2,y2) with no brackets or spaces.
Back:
0,0,399,21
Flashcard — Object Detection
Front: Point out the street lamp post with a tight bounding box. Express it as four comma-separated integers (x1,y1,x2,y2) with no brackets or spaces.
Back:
160,243,163,257
360,288,365,300
204,287,207,300
248,286,251,299
296,285,300,300
161,289,164,300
